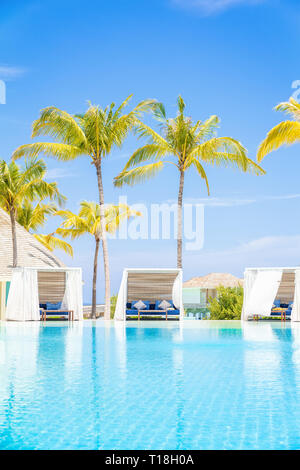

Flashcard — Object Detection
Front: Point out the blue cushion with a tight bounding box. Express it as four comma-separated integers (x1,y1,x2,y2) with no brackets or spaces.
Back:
126,309,139,315
126,309,153,315
155,300,173,310
274,299,281,308
126,309,178,316
166,309,180,315
46,302,62,310
132,300,150,310
46,311,68,316
271,310,291,316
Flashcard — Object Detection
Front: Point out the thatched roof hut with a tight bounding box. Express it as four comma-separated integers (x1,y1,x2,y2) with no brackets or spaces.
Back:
0,207,64,282
183,272,243,289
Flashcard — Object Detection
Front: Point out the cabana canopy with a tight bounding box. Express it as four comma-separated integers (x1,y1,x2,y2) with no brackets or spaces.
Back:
242,267,300,322
6,267,83,321
0,208,64,282
114,268,184,320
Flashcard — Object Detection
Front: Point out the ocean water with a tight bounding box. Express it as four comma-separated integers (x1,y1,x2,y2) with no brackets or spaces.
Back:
0,320,300,450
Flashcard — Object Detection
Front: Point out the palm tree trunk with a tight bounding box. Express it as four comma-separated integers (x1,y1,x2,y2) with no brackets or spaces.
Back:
91,239,100,319
9,208,18,268
95,161,111,320
177,170,185,269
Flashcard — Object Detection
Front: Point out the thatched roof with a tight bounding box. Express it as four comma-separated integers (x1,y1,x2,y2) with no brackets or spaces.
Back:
0,208,64,281
183,272,243,289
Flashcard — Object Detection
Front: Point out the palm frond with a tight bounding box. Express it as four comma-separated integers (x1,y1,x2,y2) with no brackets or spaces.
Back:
105,204,141,234
190,159,210,195
122,144,171,171
56,226,87,240
57,200,140,239
12,142,84,161
177,95,186,115
257,121,300,161
114,162,164,187
275,97,300,121
195,115,220,142
31,106,88,148
17,201,58,231
193,137,249,171
131,98,157,117
34,234,73,256
56,210,89,235
152,102,167,123
134,120,172,148
244,158,266,175
110,95,133,120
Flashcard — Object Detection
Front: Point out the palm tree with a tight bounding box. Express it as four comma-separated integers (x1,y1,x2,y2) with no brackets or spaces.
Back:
257,97,300,162
0,158,64,267
114,96,265,268
56,201,140,319
17,200,57,231
12,96,155,318
16,200,73,256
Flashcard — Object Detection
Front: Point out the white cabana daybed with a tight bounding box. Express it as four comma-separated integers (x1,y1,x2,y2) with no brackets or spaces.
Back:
242,267,300,322
5,267,83,321
114,268,184,321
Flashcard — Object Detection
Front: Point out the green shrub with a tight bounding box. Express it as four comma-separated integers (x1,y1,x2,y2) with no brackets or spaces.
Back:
208,285,243,320
110,294,118,319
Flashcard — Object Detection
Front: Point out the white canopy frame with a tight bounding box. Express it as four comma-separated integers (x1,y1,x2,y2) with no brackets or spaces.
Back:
5,267,83,321
114,268,184,321
242,267,300,322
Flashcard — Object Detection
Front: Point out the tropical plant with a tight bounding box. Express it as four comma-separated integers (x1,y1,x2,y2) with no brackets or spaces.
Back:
208,285,243,320
12,96,155,318
16,200,57,231
56,201,140,319
16,200,73,256
257,97,300,161
0,158,64,267
114,96,265,268
110,294,118,319
34,233,73,256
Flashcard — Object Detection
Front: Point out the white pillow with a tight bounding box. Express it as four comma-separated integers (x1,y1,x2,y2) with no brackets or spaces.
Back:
158,300,171,310
133,300,146,310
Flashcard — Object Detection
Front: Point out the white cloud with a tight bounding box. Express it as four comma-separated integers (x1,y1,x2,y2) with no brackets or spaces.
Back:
170,0,265,15
167,193,300,208
45,168,76,180
184,235,300,277
182,196,256,207
0,65,25,79
106,234,300,288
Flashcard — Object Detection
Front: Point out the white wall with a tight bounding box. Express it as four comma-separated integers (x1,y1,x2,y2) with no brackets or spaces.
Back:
0,282,6,320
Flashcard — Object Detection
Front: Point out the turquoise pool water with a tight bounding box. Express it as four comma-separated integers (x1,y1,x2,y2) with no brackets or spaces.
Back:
0,320,300,450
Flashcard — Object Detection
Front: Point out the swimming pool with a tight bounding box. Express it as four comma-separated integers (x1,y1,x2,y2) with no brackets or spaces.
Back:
0,320,300,450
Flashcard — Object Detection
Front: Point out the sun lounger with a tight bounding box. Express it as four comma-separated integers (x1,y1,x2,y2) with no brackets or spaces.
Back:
40,302,74,321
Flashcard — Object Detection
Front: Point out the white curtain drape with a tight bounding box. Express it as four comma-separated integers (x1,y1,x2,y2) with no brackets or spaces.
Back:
172,271,184,320
292,269,300,322
62,269,83,320
241,269,257,321
114,270,128,321
243,269,282,320
6,268,39,321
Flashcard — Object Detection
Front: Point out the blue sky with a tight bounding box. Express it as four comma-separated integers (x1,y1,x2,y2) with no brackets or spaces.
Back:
1,0,300,302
